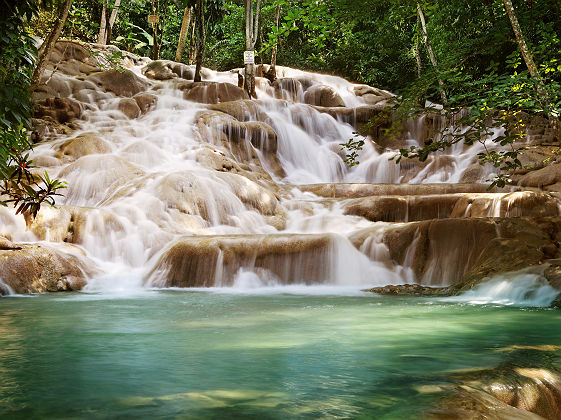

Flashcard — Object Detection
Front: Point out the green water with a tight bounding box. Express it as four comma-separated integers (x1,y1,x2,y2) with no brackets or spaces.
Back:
1,290,560,419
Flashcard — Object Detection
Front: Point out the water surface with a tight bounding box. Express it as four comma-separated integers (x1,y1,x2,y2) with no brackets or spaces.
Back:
1,289,560,419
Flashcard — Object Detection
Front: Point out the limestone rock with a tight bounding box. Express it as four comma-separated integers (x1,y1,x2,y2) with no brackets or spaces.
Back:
34,97,82,123
146,234,332,287
209,100,265,122
0,244,94,295
56,133,112,161
86,69,149,97
195,110,285,178
519,163,561,190
303,84,345,107
118,98,141,119
142,60,177,80
179,81,250,104
351,217,561,287
133,93,158,114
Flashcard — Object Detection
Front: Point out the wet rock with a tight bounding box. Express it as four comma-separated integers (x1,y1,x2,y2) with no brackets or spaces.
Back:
59,155,145,205
364,284,452,296
50,41,98,66
298,183,517,198
351,217,561,286
519,163,561,191
0,237,21,250
133,93,158,114
142,60,177,80
34,97,82,123
56,133,112,161
180,81,249,104
451,191,560,218
86,69,149,97
118,98,141,119
0,244,94,294
209,100,266,122
153,169,281,224
429,349,561,419
146,234,332,287
273,78,304,101
459,163,484,183
195,110,285,178
303,84,345,107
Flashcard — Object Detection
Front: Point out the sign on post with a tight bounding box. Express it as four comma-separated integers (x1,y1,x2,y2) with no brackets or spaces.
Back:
148,15,159,24
244,51,255,65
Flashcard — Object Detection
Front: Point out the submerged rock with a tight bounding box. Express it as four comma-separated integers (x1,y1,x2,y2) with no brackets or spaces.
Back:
428,348,561,419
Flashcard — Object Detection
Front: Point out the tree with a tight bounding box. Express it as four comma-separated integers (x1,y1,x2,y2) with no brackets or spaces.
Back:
503,0,560,141
31,0,73,90
244,0,261,98
416,2,446,104
175,4,193,62
193,0,205,81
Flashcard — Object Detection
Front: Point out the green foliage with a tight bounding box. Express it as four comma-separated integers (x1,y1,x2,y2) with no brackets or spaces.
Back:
1,0,67,216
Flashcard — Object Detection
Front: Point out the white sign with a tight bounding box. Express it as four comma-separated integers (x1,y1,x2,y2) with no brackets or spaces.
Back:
244,50,255,65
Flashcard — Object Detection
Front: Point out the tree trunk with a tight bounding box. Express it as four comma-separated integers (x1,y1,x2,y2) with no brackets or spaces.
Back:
503,0,560,141
244,0,261,98
270,4,280,73
194,0,205,82
31,0,73,90
105,0,122,44
189,19,196,65
417,2,447,104
175,6,192,62
414,19,422,78
98,0,107,44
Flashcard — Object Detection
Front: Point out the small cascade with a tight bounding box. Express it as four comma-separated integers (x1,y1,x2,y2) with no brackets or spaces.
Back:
447,272,560,307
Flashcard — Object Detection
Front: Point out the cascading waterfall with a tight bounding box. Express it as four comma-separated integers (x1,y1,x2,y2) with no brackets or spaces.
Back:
1,48,557,304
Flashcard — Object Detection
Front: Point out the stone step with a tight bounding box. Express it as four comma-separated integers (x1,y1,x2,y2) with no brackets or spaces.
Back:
295,183,521,198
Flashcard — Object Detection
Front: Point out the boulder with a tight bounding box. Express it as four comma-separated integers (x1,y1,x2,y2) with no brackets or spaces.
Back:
179,81,249,104
56,133,112,161
118,98,141,119
273,78,304,101
142,60,177,80
34,97,82,124
303,84,345,107
133,93,158,114
50,41,98,66
0,244,94,294
519,163,561,191
86,69,149,97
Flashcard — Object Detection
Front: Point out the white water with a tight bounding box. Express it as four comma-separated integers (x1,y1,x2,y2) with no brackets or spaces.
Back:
447,272,560,307
0,51,552,304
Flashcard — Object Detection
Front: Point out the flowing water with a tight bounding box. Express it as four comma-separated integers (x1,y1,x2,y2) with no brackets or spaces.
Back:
2,51,560,418
2,290,561,420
